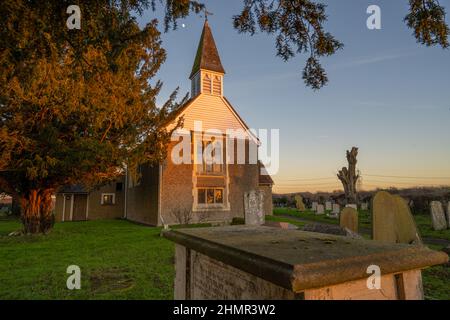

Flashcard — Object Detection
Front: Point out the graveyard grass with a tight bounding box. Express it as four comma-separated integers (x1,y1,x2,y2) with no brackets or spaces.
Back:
0,217,449,300
0,219,175,299
273,208,450,241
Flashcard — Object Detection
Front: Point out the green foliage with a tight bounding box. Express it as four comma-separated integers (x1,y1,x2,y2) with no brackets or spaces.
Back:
233,0,449,89
233,0,343,90
0,1,195,232
405,0,449,48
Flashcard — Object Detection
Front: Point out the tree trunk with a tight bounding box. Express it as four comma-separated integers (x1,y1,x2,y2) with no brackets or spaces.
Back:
20,189,54,234
337,147,360,204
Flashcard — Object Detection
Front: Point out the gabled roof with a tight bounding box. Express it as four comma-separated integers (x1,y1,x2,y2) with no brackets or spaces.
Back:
190,20,225,78
164,95,260,145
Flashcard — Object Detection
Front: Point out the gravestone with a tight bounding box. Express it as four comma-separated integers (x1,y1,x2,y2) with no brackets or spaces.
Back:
372,191,397,242
361,202,369,210
340,207,358,233
316,204,325,215
346,204,357,210
165,226,448,300
244,190,265,226
332,203,340,214
325,201,332,211
430,201,447,231
312,202,318,211
294,195,306,212
372,191,422,244
393,195,422,244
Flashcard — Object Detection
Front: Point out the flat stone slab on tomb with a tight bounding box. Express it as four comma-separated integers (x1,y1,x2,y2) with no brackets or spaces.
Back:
164,225,448,293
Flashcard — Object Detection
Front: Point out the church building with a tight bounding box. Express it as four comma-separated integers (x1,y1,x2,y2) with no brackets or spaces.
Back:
54,20,273,225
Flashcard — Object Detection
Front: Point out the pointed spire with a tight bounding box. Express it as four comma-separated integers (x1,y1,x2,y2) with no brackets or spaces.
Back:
189,20,225,79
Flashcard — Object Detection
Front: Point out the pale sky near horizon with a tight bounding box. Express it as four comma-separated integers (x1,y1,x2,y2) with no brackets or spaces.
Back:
137,0,450,193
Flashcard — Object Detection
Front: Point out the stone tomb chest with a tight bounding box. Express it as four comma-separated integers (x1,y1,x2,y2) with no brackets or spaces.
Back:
163,226,448,300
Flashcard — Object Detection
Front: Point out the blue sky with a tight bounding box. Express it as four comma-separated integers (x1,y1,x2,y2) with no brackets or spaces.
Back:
138,0,450,193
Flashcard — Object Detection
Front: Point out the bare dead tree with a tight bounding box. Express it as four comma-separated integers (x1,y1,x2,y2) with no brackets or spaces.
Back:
337,147,360,204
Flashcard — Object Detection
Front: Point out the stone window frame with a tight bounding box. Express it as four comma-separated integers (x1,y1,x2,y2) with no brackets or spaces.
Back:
101,193,115,205
195,133,226,177
197,188,224,205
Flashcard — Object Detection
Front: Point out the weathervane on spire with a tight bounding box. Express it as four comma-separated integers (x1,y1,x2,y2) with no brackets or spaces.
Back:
202,7,213,21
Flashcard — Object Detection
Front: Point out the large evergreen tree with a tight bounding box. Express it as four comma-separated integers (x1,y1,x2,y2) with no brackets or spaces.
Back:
0,1,202,233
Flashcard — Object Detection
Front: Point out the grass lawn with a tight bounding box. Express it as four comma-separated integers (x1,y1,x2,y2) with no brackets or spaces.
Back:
0,219,175,299
1,216,448,300
273,207,450,241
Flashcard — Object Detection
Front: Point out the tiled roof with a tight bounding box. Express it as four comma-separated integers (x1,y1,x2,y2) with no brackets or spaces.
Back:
190,20,225,78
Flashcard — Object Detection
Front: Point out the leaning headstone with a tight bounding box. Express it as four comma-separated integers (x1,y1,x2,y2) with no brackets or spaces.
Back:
372,191,397,242
346,204,357,210
361,202,369,210
244,190,265,226
372,191,422,244
316,204,325,215
340,207,358,233
393,195,422,244
325,201,332,211
311,202,318,211
294,195,306,212
430,201,447,231
332,203,340,214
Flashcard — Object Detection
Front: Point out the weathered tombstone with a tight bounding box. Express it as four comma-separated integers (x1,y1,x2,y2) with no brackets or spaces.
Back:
316,204,325,215
346,204,357,210
164,226,448,300
294,195,306,212
430,201,447,231
311,202,318,211
393,195,422,244
325,201,332,211
372,191,397,242
361,202,369,210
332,203,340,214
244,190,265,226
340,207,358,233
372,191,422,244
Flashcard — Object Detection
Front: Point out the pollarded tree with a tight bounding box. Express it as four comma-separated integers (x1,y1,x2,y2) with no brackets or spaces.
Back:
337,147,360,205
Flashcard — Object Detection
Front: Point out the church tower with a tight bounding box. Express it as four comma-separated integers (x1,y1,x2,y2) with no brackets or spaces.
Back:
190,20,225,98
